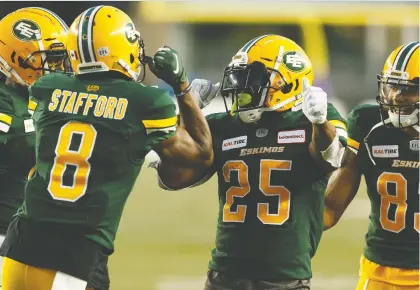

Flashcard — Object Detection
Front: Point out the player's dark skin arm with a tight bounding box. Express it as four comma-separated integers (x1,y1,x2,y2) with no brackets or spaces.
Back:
324,148,362,230
154,82,214,189
309,121,339,173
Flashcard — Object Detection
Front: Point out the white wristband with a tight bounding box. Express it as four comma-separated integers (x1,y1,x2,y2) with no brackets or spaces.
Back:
321,132,345,168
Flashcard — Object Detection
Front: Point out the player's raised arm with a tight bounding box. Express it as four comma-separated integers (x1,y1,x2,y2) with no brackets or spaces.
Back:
147,47,214,189
323,105,365,230
323,148,362,230
302,78,347,172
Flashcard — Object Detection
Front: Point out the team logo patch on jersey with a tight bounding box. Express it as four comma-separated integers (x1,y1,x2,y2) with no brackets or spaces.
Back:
222,136,247,151
256,128,268,138
277,130,305,144
409,140,419,151
87,85,100,92
12,20,40,41
372,145,399,158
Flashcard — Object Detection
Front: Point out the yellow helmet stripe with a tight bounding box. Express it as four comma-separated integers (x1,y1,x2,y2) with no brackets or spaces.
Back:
240,34,272,52
87,6,104,63
77,8,92,63
400,42,419,71
259,43,284,107
28,7,69,32
79,6,103,63
393,42,419,71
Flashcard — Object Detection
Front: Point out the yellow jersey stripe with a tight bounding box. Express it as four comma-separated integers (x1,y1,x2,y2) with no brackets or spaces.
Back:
28,166,36,180
142,116,177,129
0,113,12,125
348,137,360,150
146,126,176,135
336,127,348,140
28,100,37,111
329,120,347,130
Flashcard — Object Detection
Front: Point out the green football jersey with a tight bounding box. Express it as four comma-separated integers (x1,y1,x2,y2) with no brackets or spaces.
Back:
0,82,35,234
207,103,347,280
0,73,177,280
347,104,419,269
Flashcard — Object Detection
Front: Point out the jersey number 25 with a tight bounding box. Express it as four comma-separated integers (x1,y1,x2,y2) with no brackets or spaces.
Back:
223,159,291,225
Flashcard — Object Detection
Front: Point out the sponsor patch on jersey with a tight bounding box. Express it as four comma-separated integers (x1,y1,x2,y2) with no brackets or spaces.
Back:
24,119,35,133
372,145,399,158
277,130,305,144
256,128,268,138
222,135,247,151
409,140,419,151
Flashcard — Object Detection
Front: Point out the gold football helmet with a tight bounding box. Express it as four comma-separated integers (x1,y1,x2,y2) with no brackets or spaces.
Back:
221,34,314,123
0,7,68,87
377,42,419,129
67,6,147,81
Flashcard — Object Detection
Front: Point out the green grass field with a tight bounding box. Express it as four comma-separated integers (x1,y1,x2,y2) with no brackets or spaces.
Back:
109,166,370,290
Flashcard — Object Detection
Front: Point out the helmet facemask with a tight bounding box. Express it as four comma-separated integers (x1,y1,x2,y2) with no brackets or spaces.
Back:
221,61,284,123
137,36,150,82
376,73,419,129
23,42,70,75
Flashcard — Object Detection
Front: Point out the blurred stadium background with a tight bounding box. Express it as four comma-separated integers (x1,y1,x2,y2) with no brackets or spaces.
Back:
1,1,419,289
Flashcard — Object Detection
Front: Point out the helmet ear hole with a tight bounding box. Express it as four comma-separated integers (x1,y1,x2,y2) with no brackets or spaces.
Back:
130,53,135,64
281,83,293,94
18,56,30,69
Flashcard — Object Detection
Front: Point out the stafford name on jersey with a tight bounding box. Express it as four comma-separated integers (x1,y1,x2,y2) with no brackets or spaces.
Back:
47,89,128,120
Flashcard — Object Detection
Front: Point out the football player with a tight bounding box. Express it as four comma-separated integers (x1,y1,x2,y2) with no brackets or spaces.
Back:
0,6,69,289
0,5,213,290
324,42,419,289
155,34,348,290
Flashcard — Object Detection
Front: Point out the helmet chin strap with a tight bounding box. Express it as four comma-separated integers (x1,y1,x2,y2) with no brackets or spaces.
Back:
239,109,263,123
263,94,302,112
118,59,140,81
388,108,419,129
237,93,303,123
